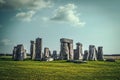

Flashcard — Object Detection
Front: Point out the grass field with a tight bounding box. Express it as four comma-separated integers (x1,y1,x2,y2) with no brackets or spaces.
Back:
0,56,120,80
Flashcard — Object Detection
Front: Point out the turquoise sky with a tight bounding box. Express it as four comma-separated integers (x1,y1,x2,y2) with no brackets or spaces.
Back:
0,0,120,54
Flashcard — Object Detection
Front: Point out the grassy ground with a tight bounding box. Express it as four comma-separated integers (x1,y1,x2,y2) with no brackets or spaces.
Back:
0,56,120,80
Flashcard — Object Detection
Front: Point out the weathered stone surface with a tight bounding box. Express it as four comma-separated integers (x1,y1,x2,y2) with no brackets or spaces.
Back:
67,60,87,63
60,38,74,60
105,59,115,62
83,50,89,61
52,50,57,60
74,49,76,59
44,47,51,58
42,47,53,61
30,41,35,60
12,44,26,61
88,45,97,61
74,42,83,60
60,38,73,43
12,46,17,59
23,49,27,59
69,43,74,60
60,42,69,60
97,46,104,60
49,50,52,56
35,38,42,60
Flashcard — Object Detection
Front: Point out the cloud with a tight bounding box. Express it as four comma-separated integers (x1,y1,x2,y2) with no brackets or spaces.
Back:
0,0,52,10
0,0,5,4
42,17,49,21
50,4,85,27
16,11,36,22
0,0,53,22
0,39,12,46
0,0,5,7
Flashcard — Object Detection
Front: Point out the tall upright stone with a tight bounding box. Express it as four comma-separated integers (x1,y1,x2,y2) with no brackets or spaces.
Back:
49,50,52,57
60,38,74,60
60,42,69,60
30,41,35,60
12,46,17,59
23,49,27,59
69,43,74,60
97,46,104,60
74,42,83,60
52,50,57,60
35,38,42,60
88,45,97,61
13,44,26,61
16,44,24,61
44,47,51,58
83,50,89,61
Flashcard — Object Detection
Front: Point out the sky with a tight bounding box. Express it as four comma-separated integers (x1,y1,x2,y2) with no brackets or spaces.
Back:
0,0,120,54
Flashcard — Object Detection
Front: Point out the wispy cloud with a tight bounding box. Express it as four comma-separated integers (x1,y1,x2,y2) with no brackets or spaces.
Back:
50,4,85,27
16,11,36,22
0,0,5,4
0,0,53,22
0,39,12,46
0,0,52,10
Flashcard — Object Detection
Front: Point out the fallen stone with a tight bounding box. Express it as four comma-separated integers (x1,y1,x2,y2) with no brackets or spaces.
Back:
105,59,115,62
67,60,87,63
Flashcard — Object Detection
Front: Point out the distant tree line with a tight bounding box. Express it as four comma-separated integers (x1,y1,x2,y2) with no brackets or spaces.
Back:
0,53,30,56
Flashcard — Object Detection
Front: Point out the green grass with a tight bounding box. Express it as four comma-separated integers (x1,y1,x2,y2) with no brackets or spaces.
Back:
0,56,120,80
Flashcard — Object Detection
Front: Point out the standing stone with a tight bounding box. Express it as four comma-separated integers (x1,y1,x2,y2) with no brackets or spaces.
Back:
97,46,104,60
52,50,57,60
12,46,17,59
60,38,74,60
13,44,25,61
23,49,27,59
30,41,35,60
60,42,69,60
88,45,97,61
74,42,83,60
49,49,52,57
74,49,76,59
16,44,24,61
83,50,89,61
69,43,74,60
44,47,51,58
43,47,53,61
35,38,42,60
